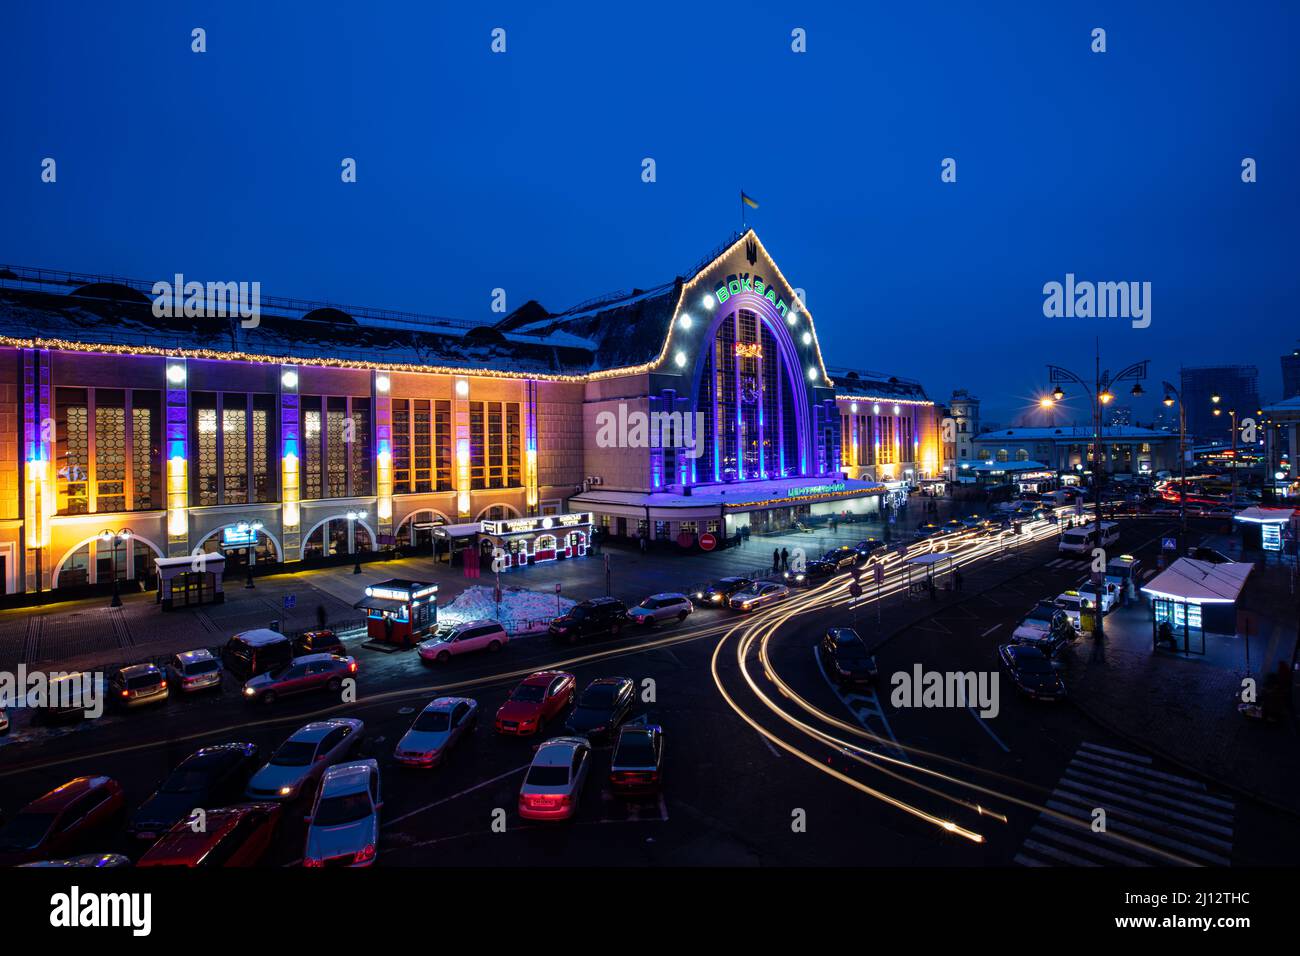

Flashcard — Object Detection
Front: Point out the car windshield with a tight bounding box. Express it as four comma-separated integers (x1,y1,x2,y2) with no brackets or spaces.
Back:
184,660,219,675
614,737,657,766
578,685,617,708
511,685,546,703
412,710,451,732
1025,607,1054,624
126,673,160,689
0,812,57,850
313,791,372,827
270,741,317,766
525,765,569,787
838,650,871,666
637,599,657,609
1016,653,1053,673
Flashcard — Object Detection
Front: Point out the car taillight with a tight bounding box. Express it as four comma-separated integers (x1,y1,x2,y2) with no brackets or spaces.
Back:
348,661,357,673
355,844,376,863
303,857,323,868
159,680,167,689
121,689,130,698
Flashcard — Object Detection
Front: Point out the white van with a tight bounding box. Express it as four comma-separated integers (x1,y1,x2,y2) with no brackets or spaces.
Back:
1058,520,1120,555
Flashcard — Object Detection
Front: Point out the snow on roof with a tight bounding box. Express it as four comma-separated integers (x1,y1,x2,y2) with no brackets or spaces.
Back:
974,425,1168,441
1233,506,1296,524
572,477,887,510
1140,558,1253,604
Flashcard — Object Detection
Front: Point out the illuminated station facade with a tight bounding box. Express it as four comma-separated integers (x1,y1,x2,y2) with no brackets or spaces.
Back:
0,232,942,598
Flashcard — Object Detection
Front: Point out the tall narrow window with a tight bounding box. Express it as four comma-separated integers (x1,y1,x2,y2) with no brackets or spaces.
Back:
223,401,248,503
470,402,486,490
252,396,273,503
326,399,347,498
301,398,322,500
505,403,521,487
392,399,411,493
94,393,127,513
350,398,371,496
57,388,89,515
194,396,219,506
132,400,156,510
413,399,432,493
434,400,452,491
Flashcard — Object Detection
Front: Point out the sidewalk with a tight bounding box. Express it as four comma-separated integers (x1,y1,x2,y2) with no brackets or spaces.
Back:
1060,563,1300,814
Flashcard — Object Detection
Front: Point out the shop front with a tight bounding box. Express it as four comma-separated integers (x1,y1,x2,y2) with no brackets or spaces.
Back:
478,512,593,570
354,578,438,646
155,554,226,611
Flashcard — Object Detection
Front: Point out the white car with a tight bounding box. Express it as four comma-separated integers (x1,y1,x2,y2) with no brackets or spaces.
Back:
245,718,364,802
303,759,382,868
627,593,694,626
417,620,508,664
1054,587,1117,629
729,582,791,611
518,736,591,821
394,697,478,767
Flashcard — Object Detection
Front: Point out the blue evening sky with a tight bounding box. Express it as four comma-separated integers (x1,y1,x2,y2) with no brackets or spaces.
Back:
2,1,1296,425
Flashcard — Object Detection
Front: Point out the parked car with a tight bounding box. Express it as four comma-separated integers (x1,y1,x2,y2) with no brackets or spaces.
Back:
417,620,508,664
0,776,125,865
627,593,693,626
37,672,98,724
690,577,753,607
0,709,7,735
998,644,1066,701
913,523,944,540
293,629,345,657
127,742,262,843
108,663,169,709
549,597,629,643
394,697,478,767
495,671,576,736
518,737,591,821
609,723,664,796
940,519,966,534
565,677,635,743
1010,603,1077,657
1053,589,1114,630
241,653,357,705
959,514,985,529
784,559,837,587
245,718,365,802
821,545,861,569
136,804,281,867
728,582,791,611
165,649,223,694
819,627,878,686
303,760,382,868
221,629,293,681
19,853,131,868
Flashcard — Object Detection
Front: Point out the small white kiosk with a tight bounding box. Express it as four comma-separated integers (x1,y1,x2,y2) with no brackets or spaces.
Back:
155,554,226,610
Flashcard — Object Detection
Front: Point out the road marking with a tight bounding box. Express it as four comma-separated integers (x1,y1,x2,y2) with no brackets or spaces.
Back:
812,648,906,762
382,763,529,828
980,623,1002,638
966,706,1010,753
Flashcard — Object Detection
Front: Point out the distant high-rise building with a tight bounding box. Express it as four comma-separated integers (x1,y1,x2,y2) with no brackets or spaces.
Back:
1180,365,1260,442
1282,348,1300,400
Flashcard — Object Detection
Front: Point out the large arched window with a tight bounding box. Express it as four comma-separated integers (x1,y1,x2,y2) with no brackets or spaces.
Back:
694,305,802,482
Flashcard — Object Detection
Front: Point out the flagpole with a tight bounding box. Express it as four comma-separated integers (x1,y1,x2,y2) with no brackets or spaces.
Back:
740,190,745,232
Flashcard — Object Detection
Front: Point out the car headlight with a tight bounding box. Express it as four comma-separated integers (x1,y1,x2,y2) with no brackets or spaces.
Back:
243,687,256,696
279,785,294,796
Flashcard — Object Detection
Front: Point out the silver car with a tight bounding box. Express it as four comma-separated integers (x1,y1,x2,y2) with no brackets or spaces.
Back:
728,582,791,611
303,759,381,867
627,593,694,626
166,648,223,694
518,736,591,821
394,697,478,768
245,717,364,802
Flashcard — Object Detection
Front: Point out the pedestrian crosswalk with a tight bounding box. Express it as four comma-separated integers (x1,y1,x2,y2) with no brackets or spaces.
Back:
1013,742,1235,867
1044,557,1088,570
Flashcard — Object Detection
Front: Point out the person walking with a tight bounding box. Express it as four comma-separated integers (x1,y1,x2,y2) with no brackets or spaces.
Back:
781,547,790,572
772,548,780,573
639,533,647,555
954,568,964,593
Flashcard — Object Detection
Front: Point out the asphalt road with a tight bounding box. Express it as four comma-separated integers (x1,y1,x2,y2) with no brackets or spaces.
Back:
2,514,1294,867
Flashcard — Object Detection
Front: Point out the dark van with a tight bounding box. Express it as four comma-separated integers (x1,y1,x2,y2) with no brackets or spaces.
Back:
221,629,293,681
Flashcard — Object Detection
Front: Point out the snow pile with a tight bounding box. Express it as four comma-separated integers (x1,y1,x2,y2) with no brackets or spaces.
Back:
439,585,576,636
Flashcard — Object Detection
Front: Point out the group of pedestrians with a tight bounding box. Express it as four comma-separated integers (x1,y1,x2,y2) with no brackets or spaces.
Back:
771,547,790,573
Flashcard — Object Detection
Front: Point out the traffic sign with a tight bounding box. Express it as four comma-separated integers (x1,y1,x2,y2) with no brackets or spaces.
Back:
699,532,717,551
283,594,296,610
1161,537,1176,550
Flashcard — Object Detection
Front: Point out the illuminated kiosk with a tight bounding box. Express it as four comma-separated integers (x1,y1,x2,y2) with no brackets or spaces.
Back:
478,512,593,569
354,579,437,646
1232,506,1297,555
154,554,226,611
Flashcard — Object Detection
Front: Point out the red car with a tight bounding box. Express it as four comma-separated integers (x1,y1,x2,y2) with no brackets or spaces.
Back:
495,670,576,736
136,803,281,867
0,776,125,865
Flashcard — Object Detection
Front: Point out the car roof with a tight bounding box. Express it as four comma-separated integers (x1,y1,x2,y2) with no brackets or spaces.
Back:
533,737,586,764
454,619,503,629
26,776,114,812
116,663,160,677
425,696,474,711
140,805,275,862
185,742,256,765
523,670,572,685
583,676,631,688
233,628,288,647
320,759,377,796
293,718,359,741
827,627,863,643
647,592,686,600
176,649,215,664
1005,643,1046,659
289,652,344,665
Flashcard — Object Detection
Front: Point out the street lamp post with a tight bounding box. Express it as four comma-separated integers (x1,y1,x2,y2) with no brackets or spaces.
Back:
1161,382,1188,545
1042,348,1148,642
1211,395,1239,511
99,529,131,608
